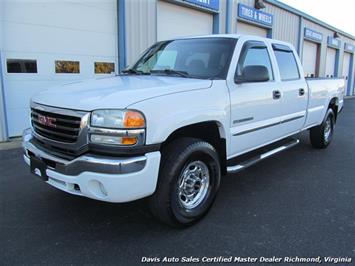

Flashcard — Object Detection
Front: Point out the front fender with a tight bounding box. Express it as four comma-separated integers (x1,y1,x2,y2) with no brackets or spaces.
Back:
127,83,230,145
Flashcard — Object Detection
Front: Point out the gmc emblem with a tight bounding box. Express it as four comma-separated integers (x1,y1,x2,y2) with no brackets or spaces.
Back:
37,114,56,128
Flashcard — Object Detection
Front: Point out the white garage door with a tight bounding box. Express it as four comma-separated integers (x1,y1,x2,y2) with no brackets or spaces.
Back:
2,1,118,136
237,22,267,37
157,1,213,41
325,47,336,78
342,52,351,95
302,41,318,78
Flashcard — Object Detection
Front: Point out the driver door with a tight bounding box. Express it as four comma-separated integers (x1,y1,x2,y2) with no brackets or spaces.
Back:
227,40,284,157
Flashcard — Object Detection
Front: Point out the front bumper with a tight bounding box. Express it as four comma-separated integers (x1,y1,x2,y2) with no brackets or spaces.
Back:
22,128,161,202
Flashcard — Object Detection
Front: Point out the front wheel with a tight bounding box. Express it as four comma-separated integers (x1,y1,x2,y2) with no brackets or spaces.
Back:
148,138,221,227
310,108,335,149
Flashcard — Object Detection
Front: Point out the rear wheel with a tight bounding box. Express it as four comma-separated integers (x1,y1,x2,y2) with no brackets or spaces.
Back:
149,138,221,227
310,108,335,149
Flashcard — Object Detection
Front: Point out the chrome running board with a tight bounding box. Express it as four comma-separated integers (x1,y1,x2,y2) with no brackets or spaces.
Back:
227,138,300,174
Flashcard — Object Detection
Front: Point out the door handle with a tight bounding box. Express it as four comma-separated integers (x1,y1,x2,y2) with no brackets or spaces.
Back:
299,88,305,96
273,90,281,99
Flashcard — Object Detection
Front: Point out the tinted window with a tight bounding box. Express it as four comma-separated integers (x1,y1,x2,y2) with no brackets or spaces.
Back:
273,48,300,80
236,43,274,81
7,59,37,73
131,38,237,79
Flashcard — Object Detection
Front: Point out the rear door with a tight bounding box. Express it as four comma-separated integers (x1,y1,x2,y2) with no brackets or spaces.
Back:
271,44,308,135
227,40,284,157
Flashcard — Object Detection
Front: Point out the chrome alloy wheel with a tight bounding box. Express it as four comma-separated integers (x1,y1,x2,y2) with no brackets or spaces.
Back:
178,161,210,209
324,117,332,142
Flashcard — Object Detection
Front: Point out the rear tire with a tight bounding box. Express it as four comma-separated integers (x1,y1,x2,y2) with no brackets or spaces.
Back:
149,138,221,227
310,108,335,149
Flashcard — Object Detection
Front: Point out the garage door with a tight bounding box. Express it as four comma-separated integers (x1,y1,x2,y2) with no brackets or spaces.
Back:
157,1,213,41
342,52,351,95
325,48,336,78
237,22,267,37
2,1,118,136
302,41,318,78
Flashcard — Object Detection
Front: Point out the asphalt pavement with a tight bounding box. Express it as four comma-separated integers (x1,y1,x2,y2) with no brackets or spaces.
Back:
1,99,355,265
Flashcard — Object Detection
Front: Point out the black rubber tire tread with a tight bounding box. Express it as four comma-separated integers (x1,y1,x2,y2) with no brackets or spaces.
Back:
310,108,335,149
148,137,221,228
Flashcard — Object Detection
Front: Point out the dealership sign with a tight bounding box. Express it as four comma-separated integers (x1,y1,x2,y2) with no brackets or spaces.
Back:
183,0,219,11
327,37,341,49
344,43,354,53
238,4,273,27
304,28,323,43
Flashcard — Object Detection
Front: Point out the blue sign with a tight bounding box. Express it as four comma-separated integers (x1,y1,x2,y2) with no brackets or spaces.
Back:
183,0,219,11
344,43,354,53
304,28,323,43
327,37,341,49
237,4,273,27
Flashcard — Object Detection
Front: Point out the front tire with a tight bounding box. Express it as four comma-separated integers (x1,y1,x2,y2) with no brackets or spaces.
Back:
310,108,335,149
149,138,221,227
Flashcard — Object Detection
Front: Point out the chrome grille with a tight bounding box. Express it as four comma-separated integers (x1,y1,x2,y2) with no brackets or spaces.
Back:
31,108,81,143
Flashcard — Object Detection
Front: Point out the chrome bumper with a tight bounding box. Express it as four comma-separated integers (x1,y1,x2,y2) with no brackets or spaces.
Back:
22,128,147,176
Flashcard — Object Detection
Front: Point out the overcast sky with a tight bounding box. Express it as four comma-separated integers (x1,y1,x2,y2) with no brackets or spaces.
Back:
278,0,355,36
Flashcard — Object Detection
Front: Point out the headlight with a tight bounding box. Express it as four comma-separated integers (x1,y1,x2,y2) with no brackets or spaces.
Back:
91,109,145,129
90,109,145,146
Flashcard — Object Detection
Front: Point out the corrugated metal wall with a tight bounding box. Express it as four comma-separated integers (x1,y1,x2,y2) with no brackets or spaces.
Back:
264,5,299,47
219,0,227,34
234,0,299,48
303,19,335,77
124,0,227,66
125,0,157,66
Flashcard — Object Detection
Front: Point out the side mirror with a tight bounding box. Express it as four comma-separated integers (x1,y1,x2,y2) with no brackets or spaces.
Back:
235,65,270,84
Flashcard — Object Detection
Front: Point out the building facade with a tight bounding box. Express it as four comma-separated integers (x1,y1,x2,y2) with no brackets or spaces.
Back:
0,0,354,141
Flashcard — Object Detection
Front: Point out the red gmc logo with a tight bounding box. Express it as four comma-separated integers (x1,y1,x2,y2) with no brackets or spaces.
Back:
37,114,56,128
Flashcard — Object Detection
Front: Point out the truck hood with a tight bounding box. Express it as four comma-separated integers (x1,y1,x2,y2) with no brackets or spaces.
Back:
32,75,212,111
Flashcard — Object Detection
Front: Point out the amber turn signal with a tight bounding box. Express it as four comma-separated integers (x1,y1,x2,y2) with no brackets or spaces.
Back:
123,111,145,128
121,136,138,145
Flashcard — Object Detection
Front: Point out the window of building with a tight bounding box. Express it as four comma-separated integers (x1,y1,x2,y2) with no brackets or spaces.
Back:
236,42,274,81
55,60,80,73
6,59,37,73
95,62,115,74
273,44,300,80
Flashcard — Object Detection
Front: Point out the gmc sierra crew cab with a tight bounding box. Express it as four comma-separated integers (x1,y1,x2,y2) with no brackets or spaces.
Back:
23,35,345,227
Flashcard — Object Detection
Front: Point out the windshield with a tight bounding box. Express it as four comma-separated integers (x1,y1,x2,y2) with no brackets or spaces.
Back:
128,38,237,80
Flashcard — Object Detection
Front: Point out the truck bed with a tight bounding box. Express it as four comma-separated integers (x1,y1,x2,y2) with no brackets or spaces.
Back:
304,78,345,129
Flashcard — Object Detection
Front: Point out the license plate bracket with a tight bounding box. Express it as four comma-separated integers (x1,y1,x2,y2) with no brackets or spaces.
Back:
30,156,48,181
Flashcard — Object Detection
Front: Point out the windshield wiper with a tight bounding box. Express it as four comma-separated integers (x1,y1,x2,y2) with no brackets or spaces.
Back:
150,69,190,78
121,68,150,75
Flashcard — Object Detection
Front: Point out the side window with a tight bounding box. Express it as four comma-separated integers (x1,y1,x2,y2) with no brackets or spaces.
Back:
273,44,300,80
236,42,274,81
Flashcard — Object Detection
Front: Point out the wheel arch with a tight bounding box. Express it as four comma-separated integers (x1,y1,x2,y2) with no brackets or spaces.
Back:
161,121,227,175
328,97,339,121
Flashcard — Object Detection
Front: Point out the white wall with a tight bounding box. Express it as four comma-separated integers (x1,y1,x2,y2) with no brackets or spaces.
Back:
157,1,213,41
2,0,118,136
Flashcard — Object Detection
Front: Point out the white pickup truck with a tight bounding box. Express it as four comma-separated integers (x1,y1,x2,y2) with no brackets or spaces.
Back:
23,35,345,227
